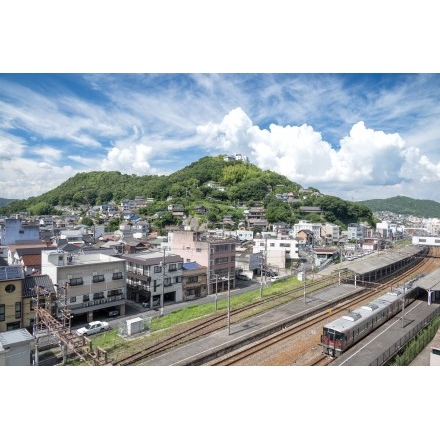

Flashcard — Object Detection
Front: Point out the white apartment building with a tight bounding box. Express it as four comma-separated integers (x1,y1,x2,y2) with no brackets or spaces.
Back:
347,223,367,241
290,220,323,245
253,237,299,269
41,250,126,322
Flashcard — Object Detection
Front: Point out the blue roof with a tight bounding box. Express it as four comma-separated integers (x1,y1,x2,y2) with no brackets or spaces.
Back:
183,262,203,270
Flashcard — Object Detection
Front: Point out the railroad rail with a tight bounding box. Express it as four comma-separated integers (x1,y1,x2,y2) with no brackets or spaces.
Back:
205,247,440,366
112,270,352,365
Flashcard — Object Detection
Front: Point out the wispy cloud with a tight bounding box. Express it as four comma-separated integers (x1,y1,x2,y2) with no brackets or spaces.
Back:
1,73,440,203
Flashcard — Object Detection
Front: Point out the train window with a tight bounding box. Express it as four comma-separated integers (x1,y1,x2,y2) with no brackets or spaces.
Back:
335,332,344,341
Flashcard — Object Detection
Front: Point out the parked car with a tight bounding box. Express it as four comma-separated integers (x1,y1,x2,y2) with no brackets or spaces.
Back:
236,274,249,281
270,276,280,282
76,321,109,337
142,297,160,308
108,309,119,317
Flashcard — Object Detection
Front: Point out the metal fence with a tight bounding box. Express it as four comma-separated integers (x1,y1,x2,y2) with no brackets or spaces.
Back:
369,307,440,366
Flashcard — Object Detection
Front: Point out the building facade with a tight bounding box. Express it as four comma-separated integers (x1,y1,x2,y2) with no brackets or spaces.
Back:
0,218,40,245
123,251,184,306
169,230,236,294
41,250,127,323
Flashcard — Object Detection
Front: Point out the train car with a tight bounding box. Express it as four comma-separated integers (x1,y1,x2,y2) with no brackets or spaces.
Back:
321,280,419,357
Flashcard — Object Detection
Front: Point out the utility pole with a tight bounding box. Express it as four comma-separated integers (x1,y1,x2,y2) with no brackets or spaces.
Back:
227,269,231,335
160,247,165,317
259,253,263,299
215,274,218,311
303,262,307,304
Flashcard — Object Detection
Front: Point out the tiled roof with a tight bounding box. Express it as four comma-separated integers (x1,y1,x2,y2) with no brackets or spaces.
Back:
23,274,55,298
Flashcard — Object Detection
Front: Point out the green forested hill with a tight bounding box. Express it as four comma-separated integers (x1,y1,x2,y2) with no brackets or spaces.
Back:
0,155,375,229
357,196,440,218
0,197,18,208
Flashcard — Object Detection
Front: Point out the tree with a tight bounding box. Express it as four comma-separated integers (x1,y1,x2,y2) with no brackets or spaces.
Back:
81,216,94,227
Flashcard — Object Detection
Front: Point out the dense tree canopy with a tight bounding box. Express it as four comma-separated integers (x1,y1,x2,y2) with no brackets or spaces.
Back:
0,155,377,229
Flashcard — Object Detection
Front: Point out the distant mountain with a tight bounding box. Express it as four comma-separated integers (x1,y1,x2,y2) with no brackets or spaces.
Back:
357,196,440,218
0,197,18,208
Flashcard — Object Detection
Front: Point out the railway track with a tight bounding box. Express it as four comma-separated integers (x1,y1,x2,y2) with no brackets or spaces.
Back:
111,271,351,365
204,247,440,366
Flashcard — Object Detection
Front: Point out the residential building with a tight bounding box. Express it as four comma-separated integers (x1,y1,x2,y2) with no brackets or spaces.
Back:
182,262,208,300
245,207,268,231
41,249,127,323
59,228,85,246
347,223,367,241
321,223,341,245
7,243,56,274
168,230,236,294
236,230,253,242
253,236,299,270
0,218,40,245
290,220,323,245
0,266,26,332
123,251,183,305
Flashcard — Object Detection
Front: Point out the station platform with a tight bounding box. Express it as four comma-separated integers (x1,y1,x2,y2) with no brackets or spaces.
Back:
332,299,440,366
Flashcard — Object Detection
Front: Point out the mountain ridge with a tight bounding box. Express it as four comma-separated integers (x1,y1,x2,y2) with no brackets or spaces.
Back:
357,195,440,218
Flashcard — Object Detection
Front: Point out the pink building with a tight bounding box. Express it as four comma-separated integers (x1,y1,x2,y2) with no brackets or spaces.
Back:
170,230,236,294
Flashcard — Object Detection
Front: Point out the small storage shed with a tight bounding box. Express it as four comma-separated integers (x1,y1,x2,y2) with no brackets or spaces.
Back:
0,328,34,366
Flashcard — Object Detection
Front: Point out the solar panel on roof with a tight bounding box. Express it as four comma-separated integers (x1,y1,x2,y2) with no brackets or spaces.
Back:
0,266,23,281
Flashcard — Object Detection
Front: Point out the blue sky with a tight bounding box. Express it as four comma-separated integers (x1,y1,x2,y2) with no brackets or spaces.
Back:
2,73,440,203
1,2,439,204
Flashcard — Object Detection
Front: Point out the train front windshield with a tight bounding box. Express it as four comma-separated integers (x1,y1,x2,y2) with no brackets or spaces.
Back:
323,328,344,343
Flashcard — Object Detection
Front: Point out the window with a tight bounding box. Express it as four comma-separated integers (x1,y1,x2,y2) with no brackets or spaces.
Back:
0,304,5,321
174,276,182,283
70,297,77,303
83,294,90,302
108,289,123,297
15,302,21,319
112,272,123,280
5,284,15,293
196,248,202,253
93,292,104,300
69,277,83,286
92,274,105,283
215,257,229,264
188,276,198,283
164,277,172,286
154,265,162,273
169,263,177,271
